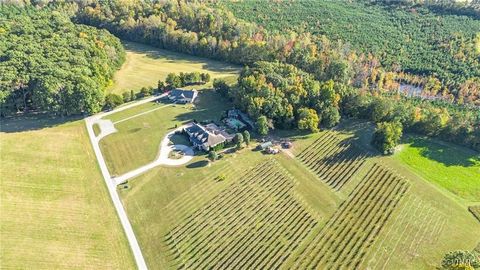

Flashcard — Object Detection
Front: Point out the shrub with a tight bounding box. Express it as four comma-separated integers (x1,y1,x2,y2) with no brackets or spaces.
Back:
371,121,403,155
441,250,480,270
256,115,269,135
104,93,124,110
234,133,244,149
122,91,132,103
215,174,226,181
208,151,218,161
243,130,251,145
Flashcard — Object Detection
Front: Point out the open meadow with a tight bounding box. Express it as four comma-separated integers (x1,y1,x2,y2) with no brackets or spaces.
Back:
96,93,480,269
0,117,134,269
394,136,480,203
107,41,240,95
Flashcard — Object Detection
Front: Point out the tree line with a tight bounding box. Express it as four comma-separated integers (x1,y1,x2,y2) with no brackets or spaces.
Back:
0,5,125,115
2,1,478,152
103,72,211,110
215,62,480,152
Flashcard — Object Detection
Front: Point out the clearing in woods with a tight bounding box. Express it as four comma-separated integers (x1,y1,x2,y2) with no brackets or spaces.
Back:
107,41,240,95
0,117,135,269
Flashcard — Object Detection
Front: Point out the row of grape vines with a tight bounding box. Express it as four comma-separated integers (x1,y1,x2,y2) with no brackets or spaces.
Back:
159,163,241,229
164,159,319,269
468,205,480,223
297,131,368,190
289,163,410,270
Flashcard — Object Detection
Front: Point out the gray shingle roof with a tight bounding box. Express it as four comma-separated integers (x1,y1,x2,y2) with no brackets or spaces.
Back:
170,89,196,99
185,123,225,148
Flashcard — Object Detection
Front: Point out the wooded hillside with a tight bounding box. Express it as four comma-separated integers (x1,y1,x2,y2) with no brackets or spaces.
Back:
223,0,480,96
0,6,125,115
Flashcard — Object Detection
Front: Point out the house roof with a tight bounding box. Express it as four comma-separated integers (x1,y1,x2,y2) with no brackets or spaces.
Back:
185,123,225,148
170,89,197,100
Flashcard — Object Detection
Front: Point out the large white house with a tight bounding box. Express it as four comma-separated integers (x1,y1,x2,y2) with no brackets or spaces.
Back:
184,123,233,151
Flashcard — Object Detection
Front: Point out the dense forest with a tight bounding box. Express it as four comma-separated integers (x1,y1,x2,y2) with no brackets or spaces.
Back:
73,0,390,87
0,5,125,115
223,0,480,101
225,61,340,132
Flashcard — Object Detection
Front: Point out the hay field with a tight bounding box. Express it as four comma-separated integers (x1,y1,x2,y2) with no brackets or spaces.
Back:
0,117,134,269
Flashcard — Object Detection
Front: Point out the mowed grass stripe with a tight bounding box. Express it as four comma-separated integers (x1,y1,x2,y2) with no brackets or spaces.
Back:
362,195,447,269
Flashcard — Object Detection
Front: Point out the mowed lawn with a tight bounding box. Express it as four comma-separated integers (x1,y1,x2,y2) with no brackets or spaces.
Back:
100,90,232,176
395,136,480,203
108,41,240,94
0,118,134,269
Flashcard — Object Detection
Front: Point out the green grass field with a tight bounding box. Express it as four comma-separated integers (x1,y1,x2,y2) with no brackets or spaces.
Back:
107,41,240,94
99,96,480,269
395,136,480,203
100,90,232,176
0,117,134,269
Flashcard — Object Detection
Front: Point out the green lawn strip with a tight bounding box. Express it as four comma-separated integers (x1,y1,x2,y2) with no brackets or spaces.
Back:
104,100,168,123
93,123,101,136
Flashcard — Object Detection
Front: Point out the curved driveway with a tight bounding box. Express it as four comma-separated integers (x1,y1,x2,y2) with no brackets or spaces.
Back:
112,126,194,185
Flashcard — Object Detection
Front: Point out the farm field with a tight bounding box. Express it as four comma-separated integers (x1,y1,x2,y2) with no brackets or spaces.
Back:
114,118,480,269
394,136,480,203
107,41,240,95
0,117,134,269
119,149,341,269
100,90,232,176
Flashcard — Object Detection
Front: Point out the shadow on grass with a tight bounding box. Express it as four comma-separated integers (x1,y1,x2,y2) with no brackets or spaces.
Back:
174,90,232,124
406,136,479,167
170,134,191,146
0,114,82,133
186,160,209,169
